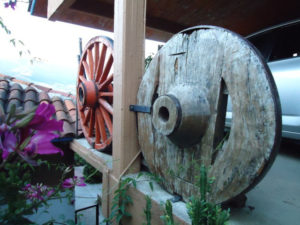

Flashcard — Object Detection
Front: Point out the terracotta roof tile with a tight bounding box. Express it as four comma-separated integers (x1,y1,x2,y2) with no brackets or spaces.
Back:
0,89,8,102
24,101,36,113
38,91,51,103
24,87,38,103
64,99,76,111
52,97,66,112
10,83,23,91
0,80,9,90
0,73,79,138
56,110,69,121
68,110,76,124
61,122,75,137
7,99,22,111
0,100,5,110
25,86,37,93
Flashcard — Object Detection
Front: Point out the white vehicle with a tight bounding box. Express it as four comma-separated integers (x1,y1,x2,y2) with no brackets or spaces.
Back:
226,21,300,140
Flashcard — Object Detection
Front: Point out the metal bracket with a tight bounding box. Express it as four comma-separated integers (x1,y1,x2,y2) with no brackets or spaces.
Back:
129,105,151,114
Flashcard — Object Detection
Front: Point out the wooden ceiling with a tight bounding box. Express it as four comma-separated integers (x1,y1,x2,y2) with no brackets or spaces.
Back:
30,0,300,42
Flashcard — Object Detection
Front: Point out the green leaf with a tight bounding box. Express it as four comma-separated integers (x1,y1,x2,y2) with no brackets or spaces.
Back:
149,181,154,191
14,112,35,129
132,179,137,188
19,136,32,151
6,104,16,124
10,38,16,47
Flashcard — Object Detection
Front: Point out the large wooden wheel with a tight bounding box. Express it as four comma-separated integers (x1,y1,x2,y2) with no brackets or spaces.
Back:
77,36,113,151
137,26,281,203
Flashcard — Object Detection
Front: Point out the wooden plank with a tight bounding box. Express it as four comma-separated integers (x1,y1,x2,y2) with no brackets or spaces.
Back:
70,138,113,172
101,169,110,218
112,0,146,178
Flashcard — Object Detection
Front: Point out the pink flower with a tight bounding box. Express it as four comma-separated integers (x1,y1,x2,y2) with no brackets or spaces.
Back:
47,189,55,197
0,124,17,159
4,1,16,10
22,183,55,201
24,131,63,156
62,176,86,189
28,103,63,132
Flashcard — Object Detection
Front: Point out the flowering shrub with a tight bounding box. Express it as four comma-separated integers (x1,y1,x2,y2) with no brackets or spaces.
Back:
4,0,17,10
0,103,63,162
0,103,85,224
62,176,86,189
21,183,55,202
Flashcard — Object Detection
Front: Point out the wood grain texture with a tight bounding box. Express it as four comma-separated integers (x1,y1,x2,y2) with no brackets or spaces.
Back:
41,0,300,42
137,26,281,203
70,138,113,172
112,0,145,178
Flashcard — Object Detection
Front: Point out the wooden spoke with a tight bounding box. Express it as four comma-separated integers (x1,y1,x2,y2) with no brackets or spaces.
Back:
95,117,100,144
99,98,113,115
79,75,87,84
96,108,107,143
95,44,107,82
87,48,94,80
83,108,92,125
79,104,85,112
94,42,100,78
99,74,113,91
88,109,95,137
82,60,92,80
78,64,86,79
99,54,113,83
100,106,113,135
99,92,113,97
77,36,114,151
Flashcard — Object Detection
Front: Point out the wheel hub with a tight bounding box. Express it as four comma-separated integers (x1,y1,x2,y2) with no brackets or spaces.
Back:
152,85,210,147
77,80,98,108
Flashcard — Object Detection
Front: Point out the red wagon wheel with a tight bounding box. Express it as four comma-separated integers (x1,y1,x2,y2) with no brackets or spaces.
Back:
77,36,113,151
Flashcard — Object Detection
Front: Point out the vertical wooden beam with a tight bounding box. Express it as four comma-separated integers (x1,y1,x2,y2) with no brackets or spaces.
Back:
112,0,146,178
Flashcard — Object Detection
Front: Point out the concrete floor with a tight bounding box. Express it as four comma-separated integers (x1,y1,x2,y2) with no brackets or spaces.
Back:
26,193,74,224
75,166,104,225
230,144,300,225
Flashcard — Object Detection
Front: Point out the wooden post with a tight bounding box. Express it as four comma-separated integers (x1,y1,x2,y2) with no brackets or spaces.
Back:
112,0,146,178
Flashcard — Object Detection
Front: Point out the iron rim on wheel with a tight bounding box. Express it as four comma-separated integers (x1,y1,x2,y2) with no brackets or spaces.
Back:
77,36,114,151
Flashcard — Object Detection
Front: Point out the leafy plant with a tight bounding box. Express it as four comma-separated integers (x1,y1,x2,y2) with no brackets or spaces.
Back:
104,177,137,224
0,103,86,224
1,1,32,61
145,54,154,69
186,165,230,225
74,153,85,166
160,200,175,225
83,163,103,184
143,195,152,225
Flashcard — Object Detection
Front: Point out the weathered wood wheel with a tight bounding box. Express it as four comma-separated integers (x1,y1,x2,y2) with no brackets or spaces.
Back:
77,36,113,151
137,26,281,203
